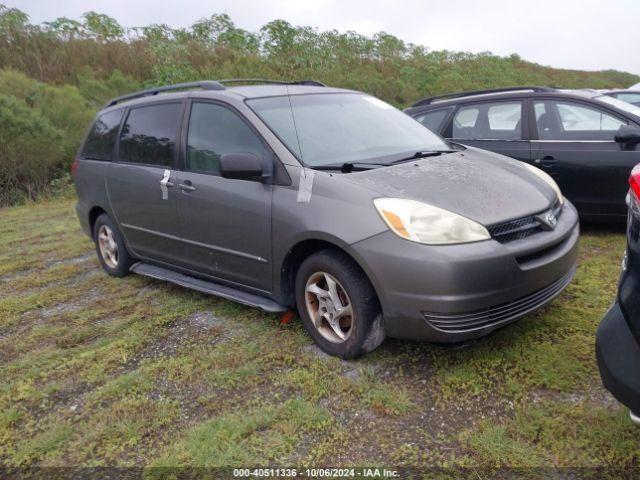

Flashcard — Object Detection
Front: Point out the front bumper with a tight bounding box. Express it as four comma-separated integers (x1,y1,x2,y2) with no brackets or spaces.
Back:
350,200,580,342
596,301,640,416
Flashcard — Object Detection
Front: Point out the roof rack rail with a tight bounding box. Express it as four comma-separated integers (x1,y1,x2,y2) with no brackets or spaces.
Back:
218,78,326,87
411,86,556,107
105,81,225,107
104,79,327,108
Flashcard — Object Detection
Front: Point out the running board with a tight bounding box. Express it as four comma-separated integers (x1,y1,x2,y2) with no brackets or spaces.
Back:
130,262,287,313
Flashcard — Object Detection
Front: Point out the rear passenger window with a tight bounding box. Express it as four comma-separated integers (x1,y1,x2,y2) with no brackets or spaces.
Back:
453,102,522,140
81,110,123,161
186,102,266,175
119,103,181,166
415,108,451,134
488,103,521,132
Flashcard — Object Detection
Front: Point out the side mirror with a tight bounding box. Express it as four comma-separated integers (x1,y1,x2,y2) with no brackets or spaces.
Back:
615,125,640,146
219,153,263,180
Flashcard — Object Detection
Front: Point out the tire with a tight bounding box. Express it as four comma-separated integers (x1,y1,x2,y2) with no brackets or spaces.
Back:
295,249,385,358
93,213,134,277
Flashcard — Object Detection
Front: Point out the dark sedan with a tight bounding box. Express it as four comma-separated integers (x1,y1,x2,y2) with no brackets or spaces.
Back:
405,87,640,221
596,164,640,425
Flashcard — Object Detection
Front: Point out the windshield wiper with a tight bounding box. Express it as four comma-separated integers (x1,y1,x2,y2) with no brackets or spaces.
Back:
311,150,458,172
391,150,457,164
311,162,388,172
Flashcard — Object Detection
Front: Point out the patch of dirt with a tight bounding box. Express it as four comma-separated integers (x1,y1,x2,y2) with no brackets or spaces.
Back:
5,309,233,432
40,300,86,319
0,251,95,284
297,336,517,466
126,310,227,366
530,385,620,410
42,378,94,418
49,252,96,268
303,343,332,360
303,343,384,380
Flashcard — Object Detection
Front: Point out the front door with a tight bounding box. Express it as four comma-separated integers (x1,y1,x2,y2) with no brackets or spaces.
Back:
175,101,273,292
107,102,183,264
531,99,640,218
447,99,531,162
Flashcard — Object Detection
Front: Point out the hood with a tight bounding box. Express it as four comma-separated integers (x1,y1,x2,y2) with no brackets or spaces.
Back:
339,147,557,226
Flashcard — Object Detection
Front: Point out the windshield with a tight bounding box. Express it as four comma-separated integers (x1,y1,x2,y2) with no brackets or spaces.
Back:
597,95,640,118
247,93,451,167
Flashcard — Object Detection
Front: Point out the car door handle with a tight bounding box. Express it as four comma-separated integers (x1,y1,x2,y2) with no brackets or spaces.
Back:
178,183,196,192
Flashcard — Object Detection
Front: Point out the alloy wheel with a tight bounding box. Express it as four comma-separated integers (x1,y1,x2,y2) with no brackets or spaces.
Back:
97,225,118,269
304,271,354,343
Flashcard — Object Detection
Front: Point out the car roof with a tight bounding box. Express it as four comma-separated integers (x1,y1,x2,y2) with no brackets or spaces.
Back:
100,82,357,114
404,87,640,123
406,88,607,110
223,84,352,98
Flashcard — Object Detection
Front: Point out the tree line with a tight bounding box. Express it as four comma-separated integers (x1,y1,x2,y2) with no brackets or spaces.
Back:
0,4,638,205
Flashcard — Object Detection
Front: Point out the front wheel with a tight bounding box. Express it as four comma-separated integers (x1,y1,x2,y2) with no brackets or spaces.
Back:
295,249,385,358
93,213,133,277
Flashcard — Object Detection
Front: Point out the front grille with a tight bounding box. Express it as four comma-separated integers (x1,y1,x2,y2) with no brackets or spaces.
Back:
488,200,562,243
422,266,575,333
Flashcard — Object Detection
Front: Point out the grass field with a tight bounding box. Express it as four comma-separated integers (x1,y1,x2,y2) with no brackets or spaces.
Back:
1,196,638,474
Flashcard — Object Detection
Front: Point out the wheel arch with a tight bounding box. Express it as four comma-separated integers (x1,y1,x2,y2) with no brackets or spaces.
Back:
88,205,108,239
278,236,383,311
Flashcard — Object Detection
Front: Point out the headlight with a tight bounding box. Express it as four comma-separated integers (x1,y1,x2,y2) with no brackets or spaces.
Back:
373,198,490,245
523,163,564,205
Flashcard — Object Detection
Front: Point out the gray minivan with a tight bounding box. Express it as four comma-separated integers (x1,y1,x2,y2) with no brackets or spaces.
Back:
73,80,579,358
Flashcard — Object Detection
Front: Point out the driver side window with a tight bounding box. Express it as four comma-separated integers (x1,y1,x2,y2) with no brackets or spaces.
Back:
186,102,266,175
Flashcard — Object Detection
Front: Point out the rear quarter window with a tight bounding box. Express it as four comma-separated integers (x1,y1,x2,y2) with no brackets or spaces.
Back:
81,109,124,161
415,108,452,133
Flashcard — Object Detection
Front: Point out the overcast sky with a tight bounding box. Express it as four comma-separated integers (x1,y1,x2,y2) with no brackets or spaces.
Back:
11,0,640,75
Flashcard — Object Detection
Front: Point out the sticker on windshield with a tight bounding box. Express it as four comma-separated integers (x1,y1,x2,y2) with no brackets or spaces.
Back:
362,96,393,109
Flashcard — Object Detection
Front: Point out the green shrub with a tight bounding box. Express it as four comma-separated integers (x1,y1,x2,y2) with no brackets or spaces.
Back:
76,66,140,107
31,83,94,158
0,93,64,204
0,70,98,204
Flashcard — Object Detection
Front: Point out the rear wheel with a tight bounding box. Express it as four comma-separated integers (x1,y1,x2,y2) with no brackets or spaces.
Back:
93,214,133,277
295,249,384,358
